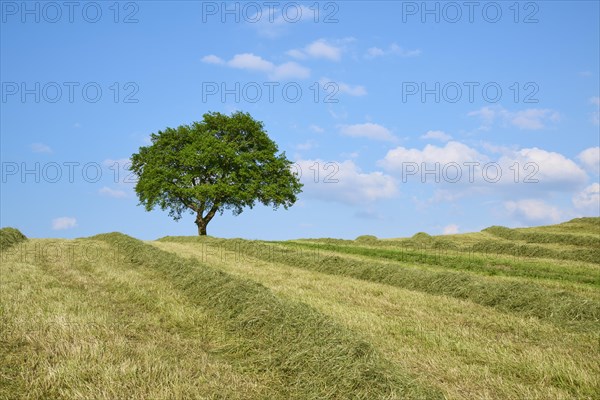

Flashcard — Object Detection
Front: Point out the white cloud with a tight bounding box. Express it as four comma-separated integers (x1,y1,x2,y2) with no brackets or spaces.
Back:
572,183,600,213
201,55,225,65
468,106,560,130
366,43,421,58
294,159,397,205
31,142,52,153
365,43,421,59
504,199,562,223
511,109,561,130
379,142,587,192
339,123,396,141
319,77,366,96
305,39,342,60
420,130,452,142
52,217,77,230
498,147,587,189
271,61,310,79
365,47,385,58
288,39,343,61
380,141,483,170
286,49,306,59
309,124,324,133
247,5,314,38
228,53,274,72
442,224,459,234
99,186,128,199
577,147,599,174
202,52,310,80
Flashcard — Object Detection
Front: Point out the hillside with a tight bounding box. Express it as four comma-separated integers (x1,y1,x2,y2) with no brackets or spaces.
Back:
1,218,599,399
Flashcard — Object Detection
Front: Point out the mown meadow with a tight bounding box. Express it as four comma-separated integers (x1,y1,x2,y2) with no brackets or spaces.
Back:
1,218,599,399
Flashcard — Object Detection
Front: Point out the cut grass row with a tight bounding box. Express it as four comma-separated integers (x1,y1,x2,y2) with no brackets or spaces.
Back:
158,236,600,333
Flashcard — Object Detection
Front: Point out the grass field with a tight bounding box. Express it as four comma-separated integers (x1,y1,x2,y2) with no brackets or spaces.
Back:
1,218,599,399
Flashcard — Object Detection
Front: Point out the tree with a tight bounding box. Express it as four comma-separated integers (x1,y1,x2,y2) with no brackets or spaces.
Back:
130,111,303,235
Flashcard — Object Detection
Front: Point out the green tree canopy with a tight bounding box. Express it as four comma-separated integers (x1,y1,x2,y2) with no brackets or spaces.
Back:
130,111,303,235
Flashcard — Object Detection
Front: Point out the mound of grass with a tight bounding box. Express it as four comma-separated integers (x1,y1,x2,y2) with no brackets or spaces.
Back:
0,227,27,250
411,232,432,241
355,235,378,243
94,233,440,399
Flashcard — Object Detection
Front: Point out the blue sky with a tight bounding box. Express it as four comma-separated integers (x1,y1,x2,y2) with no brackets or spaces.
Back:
1,0,599,240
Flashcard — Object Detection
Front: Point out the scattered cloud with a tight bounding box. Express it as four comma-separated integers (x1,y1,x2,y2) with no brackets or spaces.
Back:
380,141,483,169
504,199,562,223
577,147,599,174
295,159,397,205
468,106,560,130
288,38,344,61
99,186,128,199
52,217,77,230
420,130,452,142
31,142,52,154
572,183,600,213
309,124,324,133
365,43,421,59
246,5,314,38
442,224,459,234
201,54,225,65
319,77,366,96
202,52,310,79
339,123,396,141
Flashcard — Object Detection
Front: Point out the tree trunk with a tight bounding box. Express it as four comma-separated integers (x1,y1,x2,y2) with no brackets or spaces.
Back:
196,219,207,236
195,205,219,236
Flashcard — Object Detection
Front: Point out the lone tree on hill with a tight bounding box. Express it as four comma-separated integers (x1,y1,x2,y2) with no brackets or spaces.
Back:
130,111,303,235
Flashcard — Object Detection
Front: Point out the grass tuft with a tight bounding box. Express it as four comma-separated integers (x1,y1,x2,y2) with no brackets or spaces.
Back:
0,227,27,250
